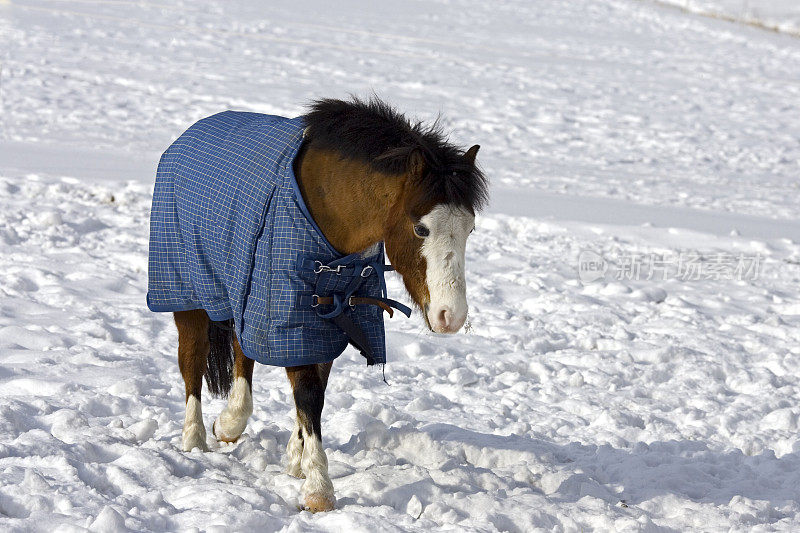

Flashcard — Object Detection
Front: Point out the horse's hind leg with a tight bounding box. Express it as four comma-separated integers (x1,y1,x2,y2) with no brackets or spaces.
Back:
213,336,254,443
174,309,210,452
286,362,335,512
285,415,304,478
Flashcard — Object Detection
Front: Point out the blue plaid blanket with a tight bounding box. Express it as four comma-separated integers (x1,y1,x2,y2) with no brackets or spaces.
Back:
147,111,396,366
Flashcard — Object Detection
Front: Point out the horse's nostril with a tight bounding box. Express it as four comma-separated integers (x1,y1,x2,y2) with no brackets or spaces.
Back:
428,305,465,333
437,307,452,329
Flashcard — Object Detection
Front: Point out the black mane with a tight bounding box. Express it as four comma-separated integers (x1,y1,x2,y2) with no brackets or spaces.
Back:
303,97,488,212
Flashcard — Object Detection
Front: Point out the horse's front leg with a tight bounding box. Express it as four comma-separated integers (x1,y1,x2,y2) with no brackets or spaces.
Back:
286,362,335,512
213,336,254,443
174,310,210,452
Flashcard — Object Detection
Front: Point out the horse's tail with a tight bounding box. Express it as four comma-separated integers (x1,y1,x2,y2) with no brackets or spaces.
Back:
205,319,234,398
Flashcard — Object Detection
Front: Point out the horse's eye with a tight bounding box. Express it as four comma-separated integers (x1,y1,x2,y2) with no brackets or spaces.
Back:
413,224,430,238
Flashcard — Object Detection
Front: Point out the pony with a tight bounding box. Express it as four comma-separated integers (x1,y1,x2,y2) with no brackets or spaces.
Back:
158,97,487,512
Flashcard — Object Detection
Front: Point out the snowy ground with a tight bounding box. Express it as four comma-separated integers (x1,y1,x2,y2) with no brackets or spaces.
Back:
653,0,800,35
2,0,800,531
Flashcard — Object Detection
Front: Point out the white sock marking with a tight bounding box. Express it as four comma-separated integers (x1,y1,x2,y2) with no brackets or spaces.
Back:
181,394,208,452
286,418,304,478
214,376,253,442
300,427,334,502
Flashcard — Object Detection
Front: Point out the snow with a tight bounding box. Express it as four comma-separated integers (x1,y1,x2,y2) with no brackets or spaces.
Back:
653,0,800,35
2,0,800,531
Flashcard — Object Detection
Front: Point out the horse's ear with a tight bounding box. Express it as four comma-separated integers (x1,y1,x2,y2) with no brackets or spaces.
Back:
464,144,480,165
407,148,426,179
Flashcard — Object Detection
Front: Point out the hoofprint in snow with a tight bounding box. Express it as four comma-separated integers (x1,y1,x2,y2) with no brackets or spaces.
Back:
2,0,800,531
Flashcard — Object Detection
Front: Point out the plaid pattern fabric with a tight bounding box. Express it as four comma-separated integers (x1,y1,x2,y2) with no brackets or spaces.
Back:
147,111,387,366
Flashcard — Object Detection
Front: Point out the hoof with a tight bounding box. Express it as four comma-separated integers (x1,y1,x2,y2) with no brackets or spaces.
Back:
303,493,336,513
213,419,241,443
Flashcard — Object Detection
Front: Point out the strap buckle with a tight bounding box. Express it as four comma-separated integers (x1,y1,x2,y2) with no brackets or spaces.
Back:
314,261,344,275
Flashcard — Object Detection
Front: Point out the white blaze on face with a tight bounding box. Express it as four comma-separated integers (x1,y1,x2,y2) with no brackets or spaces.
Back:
419,204,474,333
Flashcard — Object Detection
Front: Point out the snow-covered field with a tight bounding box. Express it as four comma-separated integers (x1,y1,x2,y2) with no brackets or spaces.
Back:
654,0,800,35
2,0,800,531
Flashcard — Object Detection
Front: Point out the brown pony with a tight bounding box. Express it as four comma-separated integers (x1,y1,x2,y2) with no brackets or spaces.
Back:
172,97,487,512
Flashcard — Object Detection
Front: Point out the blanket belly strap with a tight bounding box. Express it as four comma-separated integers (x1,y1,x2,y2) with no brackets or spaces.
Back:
312,295,412,319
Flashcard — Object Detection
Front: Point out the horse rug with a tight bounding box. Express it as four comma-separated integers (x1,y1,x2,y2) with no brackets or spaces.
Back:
147,111,408,367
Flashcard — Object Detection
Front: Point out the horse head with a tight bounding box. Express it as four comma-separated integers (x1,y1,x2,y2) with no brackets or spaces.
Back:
383,144,484,334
